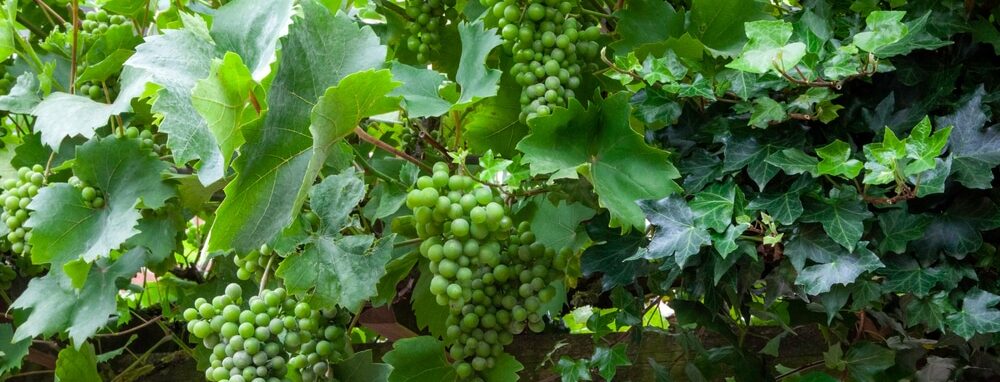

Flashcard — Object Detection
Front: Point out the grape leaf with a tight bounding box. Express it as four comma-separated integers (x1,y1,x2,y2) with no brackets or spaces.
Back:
0,324,30,375
331,350,392,382
843,342,895,382
411,262,450,336
727,20,807,75
463,65,528,158
479,353,524,382
635,196,711,267
191,52,258,173
688,0,769,56
519,94,681,229
0,73,41,114
795,243,882,295
125,26,224,184
210,1,386,254
935,85,1000,188
530,198,595,251
54,342,101,382
209,0,293,77
27,137,173,267
946,289,1000,339
455,20,502,105
610,0,683,54
276,234,393,312
383,336,457,382
389,62,451,118
800,188,872,251
309,167,366,235
11,248,149,345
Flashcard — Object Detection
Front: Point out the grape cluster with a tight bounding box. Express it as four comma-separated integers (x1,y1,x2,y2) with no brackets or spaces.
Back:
403,0,457,63
68,175,105,209
400,126,443,154
234,244,277,281
1,166,45,255
183,283,351,382
124,126,156,151
407,162,567,380
80,9,128,45
482,0,601,121
0,72,16,96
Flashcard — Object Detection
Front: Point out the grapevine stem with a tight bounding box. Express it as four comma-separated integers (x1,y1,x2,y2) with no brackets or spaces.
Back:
393,237,422,248
354,149,407,188
32,0,66,25
69,0,79,94
95,315,162,338
377,0,413,22
354,127,432,172
579,7,610,18
259,254,274,295
111,335,174,382
414,119,452,161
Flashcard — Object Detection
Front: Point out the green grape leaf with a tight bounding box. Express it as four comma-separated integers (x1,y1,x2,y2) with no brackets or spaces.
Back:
877,209,930,254
765,148,818,176
310,167,366,234
843,342,895,382
276,234,393,313
210,1,386,254
610,0,683,53
126,27,225,183
688,0,768,56
11,248,149,344
0,73,41,114
530,199,596,251
463,63,528,158
800,188,872,251
191,52,257,173
689,181,737,232
411,262,450,335
27,137,173,267
726,20,807,74
816,140,863,178
389,62,451,118
54,342,101,382
795,243,882,295
519,94,681,229
331,350,392,382
635,197,711,267
748,96,787,128
853,11,909,53
209,0,293,76
556,357,593,382
455,20,502,105
0,324,30,375
76,49,133,84
936,86,1000,188
946,289,1000,340
591,344,631,381
479,353,524,382
383,336,457,382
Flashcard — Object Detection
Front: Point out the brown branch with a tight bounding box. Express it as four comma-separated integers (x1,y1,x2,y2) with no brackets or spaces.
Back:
32,0,66,25
600,46,645,84
95,316,163,338
415,118,451,161
354,127,432,172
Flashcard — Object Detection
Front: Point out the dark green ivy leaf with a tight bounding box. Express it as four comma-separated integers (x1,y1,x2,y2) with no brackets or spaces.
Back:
635,197,711,267
945,289,1000,340
936,86,1000,188
795,243,883,295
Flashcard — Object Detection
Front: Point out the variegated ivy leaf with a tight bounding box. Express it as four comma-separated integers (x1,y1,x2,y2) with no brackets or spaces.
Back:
726,20,807,75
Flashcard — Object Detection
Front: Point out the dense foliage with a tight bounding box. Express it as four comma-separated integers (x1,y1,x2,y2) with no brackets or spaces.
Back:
0,0,999,381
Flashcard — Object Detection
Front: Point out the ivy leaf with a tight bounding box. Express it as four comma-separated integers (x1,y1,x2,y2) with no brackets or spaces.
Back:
801,188,872,251
455,20,502,105
679,149,723,192
880,256,942,297
383,336,457,382
936,86,1000,188
722,135,783,190
748,96,787,128
784,225,844,272
27,137,173,267
591,344,631,381
331,350,392,382
11,248,149,344
816,140,863,178
640,50,687,84
795,243,882,295
209,0,293,76
276,234,394,312
877,11,952,57
843,342,895,382
210,2,386,254
55,342,101,382
126,27,225,183
902,116,951,175
519,94,680,229
713,223,748,259
748,192,804,225
556,357,593,382
191,52,257,173
853,11,909,53
581,215,646,290
906,292,953,331
0,324,30,375
862,128,906,185
765,148,818,176
877,209,930,254
530,199,595,251
389,62,451,118
635,197,711,267
688,0,768,56
946,289,1000,340
690,181,737,232
727,20,807,74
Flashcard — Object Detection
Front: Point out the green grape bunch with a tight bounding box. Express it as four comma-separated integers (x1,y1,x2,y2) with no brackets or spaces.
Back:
78,9,128,49
68,175,105,209
183,283,351,382
234,244,278,281
403,0,457,63
482,0,601,121
406,162,567,380
1,165,46,255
